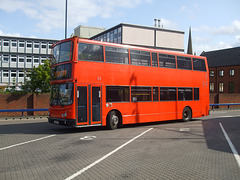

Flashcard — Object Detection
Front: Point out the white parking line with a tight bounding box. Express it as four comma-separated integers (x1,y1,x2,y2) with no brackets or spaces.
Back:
0,134,56,151
65,128,153,180
219,123,240,168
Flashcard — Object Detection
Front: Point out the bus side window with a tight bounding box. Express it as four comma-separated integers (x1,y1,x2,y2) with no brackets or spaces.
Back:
152,52,158,67
130,50,151,66
78,43,103,62
178,88,193,101
159,54,176,68
193,58,206,71
105,46,129,64
177,56,192,70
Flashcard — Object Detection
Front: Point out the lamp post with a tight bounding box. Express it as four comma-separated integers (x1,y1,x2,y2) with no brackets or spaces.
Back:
65,0,67,39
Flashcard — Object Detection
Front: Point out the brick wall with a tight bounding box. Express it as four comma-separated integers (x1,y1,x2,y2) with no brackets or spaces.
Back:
210,93,240,109
0,93,50,116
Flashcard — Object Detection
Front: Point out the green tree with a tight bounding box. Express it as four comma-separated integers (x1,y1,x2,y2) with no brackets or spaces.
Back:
22,60,51,93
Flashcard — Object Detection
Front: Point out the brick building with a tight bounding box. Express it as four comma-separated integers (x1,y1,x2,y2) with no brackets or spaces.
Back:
201,47,240,94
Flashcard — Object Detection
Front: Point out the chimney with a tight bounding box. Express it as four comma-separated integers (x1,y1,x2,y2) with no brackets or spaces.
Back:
154,19,157,27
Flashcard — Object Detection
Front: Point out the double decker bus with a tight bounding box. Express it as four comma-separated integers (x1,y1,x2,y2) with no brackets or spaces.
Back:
48,37,209,129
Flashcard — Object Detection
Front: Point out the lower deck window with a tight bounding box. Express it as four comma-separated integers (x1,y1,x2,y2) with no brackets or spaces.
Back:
160,87,177,101
178,88,193,101
106,86,129,102
131,87,151,102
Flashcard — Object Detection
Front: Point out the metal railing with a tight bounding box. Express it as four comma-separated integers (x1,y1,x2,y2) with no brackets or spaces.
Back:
210,103,240,110
0,108,48,116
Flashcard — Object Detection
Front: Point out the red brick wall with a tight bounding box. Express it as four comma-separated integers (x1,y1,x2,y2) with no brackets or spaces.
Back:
210,93,240,109
209,66,240,93
0,93,50,116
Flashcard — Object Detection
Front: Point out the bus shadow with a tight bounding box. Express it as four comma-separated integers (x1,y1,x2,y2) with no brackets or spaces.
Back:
0,121,108,135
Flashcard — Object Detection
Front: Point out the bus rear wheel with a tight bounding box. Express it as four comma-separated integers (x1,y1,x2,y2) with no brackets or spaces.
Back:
182,107,192,122
107,111,120,130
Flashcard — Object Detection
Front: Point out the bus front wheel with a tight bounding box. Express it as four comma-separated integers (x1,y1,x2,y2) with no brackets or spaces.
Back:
107,111,120,130
182,107,192,122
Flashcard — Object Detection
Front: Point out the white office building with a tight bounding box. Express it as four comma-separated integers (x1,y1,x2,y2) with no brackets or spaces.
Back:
90,23,184,53
0,36,58,89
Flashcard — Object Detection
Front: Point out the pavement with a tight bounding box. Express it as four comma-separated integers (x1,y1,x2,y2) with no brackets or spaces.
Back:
0,110,240,180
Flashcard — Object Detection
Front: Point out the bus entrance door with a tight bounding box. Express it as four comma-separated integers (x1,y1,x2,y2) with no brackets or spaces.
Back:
77,85,101,126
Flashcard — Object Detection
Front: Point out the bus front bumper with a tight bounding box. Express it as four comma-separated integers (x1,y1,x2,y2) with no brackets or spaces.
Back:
48,117,76,127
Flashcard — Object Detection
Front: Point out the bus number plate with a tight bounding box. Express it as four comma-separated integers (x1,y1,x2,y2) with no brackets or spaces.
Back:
54,121,59,124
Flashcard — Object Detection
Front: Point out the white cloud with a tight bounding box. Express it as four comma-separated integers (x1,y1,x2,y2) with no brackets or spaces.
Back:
194,20,240,36
0,30,22,37
0,0,152,33
160,18,178,29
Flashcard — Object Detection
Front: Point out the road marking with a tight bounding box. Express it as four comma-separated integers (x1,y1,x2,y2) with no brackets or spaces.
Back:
219,123,240,168
0,134,56,151
65,128,153,180
80,136,97,140
179,128,190,132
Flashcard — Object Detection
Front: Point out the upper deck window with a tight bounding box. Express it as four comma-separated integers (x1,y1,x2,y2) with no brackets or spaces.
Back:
159,53,176,68
177,56,192,70
130,50,151,66
193,58,206,71
78,43,103,62
105,46,129,64
52,41,72,65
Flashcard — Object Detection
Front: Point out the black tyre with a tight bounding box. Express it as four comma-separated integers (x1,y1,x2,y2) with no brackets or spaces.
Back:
107,111,120,130
182,107,192,122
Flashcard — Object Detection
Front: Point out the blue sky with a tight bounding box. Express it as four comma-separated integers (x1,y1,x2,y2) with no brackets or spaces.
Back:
0,0,239,55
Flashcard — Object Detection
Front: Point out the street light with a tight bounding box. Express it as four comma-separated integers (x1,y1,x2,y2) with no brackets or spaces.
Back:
65,0,67,39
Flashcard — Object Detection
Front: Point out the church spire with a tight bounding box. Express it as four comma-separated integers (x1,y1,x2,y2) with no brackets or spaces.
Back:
187,27,193,55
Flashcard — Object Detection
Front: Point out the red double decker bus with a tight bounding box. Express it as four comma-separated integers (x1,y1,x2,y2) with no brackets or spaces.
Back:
48,37,209,129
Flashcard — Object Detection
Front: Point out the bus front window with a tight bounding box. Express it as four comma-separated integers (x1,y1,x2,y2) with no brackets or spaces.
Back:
50,83,73,106
52,41,72,65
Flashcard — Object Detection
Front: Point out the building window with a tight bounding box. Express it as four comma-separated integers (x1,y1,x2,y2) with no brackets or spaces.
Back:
229,69,234,76
18,55,25,62
210,83,214,92
11,70,17,77
19,40,25,48
11,55,17,62
229,82,234,93
11,40,17,47
219,70,224,77
34,42,39,48
219,83,224,93
27,41,32,48
3,39,9,46
18,71,24,77
26,56,32,63
41,42,47,49
210,70,214,77
3,55,9,62
3,70,9,77
34,56,39,63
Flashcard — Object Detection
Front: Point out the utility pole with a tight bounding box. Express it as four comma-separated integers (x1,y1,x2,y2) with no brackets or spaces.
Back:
65,0,68,39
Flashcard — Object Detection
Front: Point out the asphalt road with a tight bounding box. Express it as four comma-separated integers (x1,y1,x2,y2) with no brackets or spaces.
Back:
0,111,240,180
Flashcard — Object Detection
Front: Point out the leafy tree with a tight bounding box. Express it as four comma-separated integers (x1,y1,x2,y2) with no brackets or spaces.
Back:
22,60,51,93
